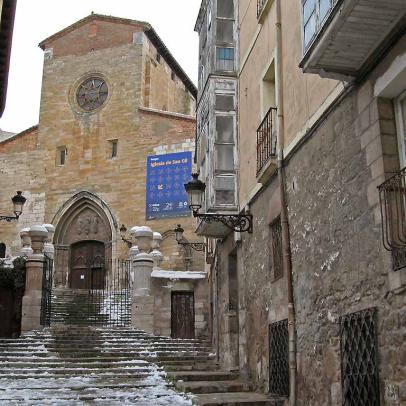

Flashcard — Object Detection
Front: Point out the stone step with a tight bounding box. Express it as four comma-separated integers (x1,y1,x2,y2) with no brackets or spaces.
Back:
168,371,238,382
176,379,252,394
163,363,220,372
0,370,151,377
195,392,284,406
0,342,211,351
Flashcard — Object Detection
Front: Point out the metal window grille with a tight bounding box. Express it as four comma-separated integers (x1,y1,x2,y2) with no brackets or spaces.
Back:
271,217,283,279
269,319,289,396
257,0,267,17
257,107,277,174
392,247,406,271
378,167,406,271
340,308,380,406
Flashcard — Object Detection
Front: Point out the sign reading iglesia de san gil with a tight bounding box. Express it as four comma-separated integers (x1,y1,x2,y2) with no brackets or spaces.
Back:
146,152,192,219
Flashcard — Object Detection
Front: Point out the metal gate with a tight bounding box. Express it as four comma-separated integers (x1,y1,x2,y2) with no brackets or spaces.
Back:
86,258,131,327
40,254,53,327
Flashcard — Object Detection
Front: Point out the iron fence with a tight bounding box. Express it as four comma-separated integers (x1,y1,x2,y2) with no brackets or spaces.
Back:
340,308,380,406
40,254,53,327
86,258,132,327
257,107,277,174
378,167,406,270
269,319,289,396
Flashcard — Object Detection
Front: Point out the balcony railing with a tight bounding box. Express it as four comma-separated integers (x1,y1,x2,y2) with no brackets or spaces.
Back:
257,107,277,174
257,0,267,18
378,167,406,271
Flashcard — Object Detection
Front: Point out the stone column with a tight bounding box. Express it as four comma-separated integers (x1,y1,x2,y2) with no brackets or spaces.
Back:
43,224,55,259
21,225,48,332
20,227,33,257
131,226,154,334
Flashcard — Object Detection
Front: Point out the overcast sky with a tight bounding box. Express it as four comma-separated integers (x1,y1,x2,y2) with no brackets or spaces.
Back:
0,0,201,133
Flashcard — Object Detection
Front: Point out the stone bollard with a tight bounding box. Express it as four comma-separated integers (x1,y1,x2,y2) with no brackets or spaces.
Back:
20,227,33,257
21,225,48,332
43,224,55,259
131,226,154,334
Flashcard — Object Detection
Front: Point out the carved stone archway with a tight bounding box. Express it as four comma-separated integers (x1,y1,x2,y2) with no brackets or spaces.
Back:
52,192,116,288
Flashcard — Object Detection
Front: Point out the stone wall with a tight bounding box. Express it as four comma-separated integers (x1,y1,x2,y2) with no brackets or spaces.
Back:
285,82,405,404
0,127,46,255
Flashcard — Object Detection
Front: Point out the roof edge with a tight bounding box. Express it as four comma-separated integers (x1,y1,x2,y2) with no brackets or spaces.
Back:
0,124,38,145
145,28,197,99
38,13,151,50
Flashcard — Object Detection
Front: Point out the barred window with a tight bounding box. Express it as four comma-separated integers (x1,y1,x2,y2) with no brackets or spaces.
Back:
270,217,283,279
269,319,289,396
340,308,380,406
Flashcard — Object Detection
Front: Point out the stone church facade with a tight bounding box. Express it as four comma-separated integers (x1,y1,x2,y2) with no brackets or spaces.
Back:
0,14,208,339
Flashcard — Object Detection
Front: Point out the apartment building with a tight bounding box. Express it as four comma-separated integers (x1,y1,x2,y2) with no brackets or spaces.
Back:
195,0,406,404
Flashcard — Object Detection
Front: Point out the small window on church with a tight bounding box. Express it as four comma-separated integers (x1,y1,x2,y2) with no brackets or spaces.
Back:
56,146,67,166
156,52,161,63
0,243,6,258
109,139,118,159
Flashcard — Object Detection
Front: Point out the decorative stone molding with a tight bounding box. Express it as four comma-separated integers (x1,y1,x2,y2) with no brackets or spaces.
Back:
43,224,56,259
28,225,48,256
20,227,33,257
133,226,153,253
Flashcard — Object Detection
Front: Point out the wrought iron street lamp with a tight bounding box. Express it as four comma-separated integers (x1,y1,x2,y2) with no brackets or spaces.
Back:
0,191,27,222
119,224,132,248
174,224,206,252
184,173,253,233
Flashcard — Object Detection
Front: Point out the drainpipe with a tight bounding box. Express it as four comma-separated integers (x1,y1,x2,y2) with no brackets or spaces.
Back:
275,0,297,404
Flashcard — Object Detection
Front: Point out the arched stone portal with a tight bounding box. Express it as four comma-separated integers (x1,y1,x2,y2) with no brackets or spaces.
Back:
52,192,115,288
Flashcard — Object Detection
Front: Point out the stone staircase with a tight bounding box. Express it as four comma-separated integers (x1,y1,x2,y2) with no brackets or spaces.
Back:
0,288,280,405
0,326,279,405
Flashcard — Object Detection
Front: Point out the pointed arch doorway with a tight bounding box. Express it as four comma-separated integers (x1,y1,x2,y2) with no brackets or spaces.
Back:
53,192,114,289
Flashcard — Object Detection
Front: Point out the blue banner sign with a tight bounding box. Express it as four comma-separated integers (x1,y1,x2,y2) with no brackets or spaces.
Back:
146,152,192,220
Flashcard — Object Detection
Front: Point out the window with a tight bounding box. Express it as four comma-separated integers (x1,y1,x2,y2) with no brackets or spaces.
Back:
156,52,161,63
215,115,235,172
269,319,289,396
216,47,234,71
302,0,334,50
56,146,67,166
0,243,6,258
109,139,118,159
217,0,234,18
214,175,235,205
270,217,283,279
171,71,176,81
216,95,234,111
340,308,380,406
261,61,276,117
395,91,406,167
207,7,212,30
216,19,234,44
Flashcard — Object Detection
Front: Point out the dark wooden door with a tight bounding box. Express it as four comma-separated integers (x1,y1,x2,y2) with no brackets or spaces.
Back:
70,241,105,289
0,288,13,337
171,291,195,339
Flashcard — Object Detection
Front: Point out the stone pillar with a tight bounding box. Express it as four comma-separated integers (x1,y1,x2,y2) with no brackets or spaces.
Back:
43,224,55,259
20,227,33,257
131,226,154,334
21,225,48,332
